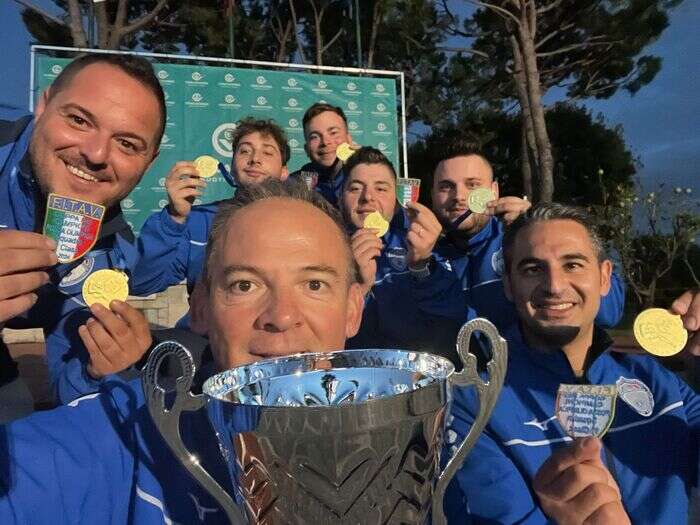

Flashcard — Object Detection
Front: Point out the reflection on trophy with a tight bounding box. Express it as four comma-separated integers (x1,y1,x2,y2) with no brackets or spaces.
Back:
143,318,507,524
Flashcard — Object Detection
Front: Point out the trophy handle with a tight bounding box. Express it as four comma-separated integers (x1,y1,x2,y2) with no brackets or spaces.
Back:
432,318,508,525
142,341,248,525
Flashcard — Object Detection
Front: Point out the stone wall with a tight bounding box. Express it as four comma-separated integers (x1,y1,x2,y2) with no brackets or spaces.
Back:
2,284,190,344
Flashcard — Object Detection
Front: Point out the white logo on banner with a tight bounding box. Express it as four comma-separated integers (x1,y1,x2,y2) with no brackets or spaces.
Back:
288,98,298,107
157,70,168,80
256,75,266,85
163,91,170,101
158,177,166,187
347,82,357,91
123,199,135,209
289,118,299,128
349,121,359,130
377,103,386,112
378,142,387,151
212,122,238,157
288,78,298,87
162,134,170,144
375,83,386,93
224,73,235,83
191,72,203,81
51,65,63,75
348,101,358,110
318,80,327,89
289,139,300,148
158,199,168,208
225,95,236,104
377,122,387,131
191,93,203,102
256,96,268,105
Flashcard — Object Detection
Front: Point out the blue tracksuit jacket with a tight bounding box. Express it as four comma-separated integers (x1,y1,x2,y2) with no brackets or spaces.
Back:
347,208,471,353
0,372,241,524
445,325,700,524
289,159,346,207
0,116,140,404
434,217,626,331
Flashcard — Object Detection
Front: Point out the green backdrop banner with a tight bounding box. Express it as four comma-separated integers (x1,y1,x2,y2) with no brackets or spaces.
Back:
34,55,400,232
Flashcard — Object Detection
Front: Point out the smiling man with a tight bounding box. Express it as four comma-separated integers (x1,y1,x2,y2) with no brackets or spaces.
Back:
445,204,700,524
130,118,291,308
0,179,364,524
290,103,354,207
0,53,165,408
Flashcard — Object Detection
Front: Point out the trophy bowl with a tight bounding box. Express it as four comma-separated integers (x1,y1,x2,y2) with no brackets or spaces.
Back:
143,318,507,525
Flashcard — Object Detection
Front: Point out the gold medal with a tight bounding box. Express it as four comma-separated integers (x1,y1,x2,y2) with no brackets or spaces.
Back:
468,188,495,214
336,143,355,163
82,269,130,308
633,308,687,356
363,211,389,237
193,155,219,178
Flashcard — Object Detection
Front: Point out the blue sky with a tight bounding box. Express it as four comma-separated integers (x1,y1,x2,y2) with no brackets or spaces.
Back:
2,0,697,194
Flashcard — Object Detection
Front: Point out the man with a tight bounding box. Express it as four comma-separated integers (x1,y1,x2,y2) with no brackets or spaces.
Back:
445,204,700,524
0,53,164,406
290,102,353,207
431,142,625,331
131,117,291,302
0,180,364,524
340,147,464,355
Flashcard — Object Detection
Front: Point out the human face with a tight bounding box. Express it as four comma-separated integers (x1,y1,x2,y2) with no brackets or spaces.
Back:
304,111,351,168
503,220,612,350
203,198,364,370
432,155,497,235
30,63,161,208
232,131,289,186
342,163,397,229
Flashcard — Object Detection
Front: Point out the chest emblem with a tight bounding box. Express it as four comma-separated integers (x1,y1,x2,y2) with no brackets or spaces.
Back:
386,246,408,271
616,377,654,417
58,257,95,288
491,248,504,276
556,384,617,438
43,193,104,263
300,171,318,190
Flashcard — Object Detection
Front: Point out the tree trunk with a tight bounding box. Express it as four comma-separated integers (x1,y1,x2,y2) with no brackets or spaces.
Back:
287,0,307,64
516,4,554,201
366,1,384,69
66,0,88,47
520,123,533,200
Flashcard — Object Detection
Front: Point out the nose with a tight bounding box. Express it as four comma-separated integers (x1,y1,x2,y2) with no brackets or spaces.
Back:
455,185,469,204
542,265,567,295
80,131,110,168
247,149,261,166
255,287,303,333
360,186,375,204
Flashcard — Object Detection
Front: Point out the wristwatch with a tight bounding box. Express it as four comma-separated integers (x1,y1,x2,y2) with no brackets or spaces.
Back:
409,257,434,280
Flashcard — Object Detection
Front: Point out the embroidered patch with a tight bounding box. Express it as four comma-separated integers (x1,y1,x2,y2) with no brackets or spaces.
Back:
556,384,617,438
43,193,104,263
491,248,504,276
300,171,318,190
387,246,408,271
59,257,95,288
616,377,654,417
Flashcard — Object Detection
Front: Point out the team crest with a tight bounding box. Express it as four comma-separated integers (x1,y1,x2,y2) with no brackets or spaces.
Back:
59,257,95,288
616,377,654,417
387,247,408,271
300,171,318,190
556,384,617,438
491,248,504,276
43,194,104,263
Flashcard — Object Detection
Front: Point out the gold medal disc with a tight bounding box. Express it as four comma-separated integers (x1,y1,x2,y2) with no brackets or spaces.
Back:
363,211,389,238
633,308,688,357
82,269,130,308
336,143,355,163
194,155,219,178
468,188,495,214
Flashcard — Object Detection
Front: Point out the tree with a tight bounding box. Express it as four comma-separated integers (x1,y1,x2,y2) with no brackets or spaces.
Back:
441,0,682,202
593,184,700,309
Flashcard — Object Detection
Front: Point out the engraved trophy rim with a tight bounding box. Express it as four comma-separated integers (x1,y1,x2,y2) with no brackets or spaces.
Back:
201,347,456,409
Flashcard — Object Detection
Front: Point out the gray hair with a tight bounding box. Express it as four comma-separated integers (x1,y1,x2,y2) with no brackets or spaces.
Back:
502,203,606,272
204,179,359,286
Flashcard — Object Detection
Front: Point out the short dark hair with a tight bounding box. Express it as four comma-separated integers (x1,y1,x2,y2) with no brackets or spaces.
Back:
344,146,397,180
47,53,166,147
502,203,606,272
231,118,291,165
204,179,359,286
302,102,348,134
434,139,490,169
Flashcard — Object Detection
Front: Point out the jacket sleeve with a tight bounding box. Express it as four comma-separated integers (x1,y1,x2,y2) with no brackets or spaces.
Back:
130,207,191,296
410,255,470,321
0,389,135,524
444,386,549,524
594,270,626,328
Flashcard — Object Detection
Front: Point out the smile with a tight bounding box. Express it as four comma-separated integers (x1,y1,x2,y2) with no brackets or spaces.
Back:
534,302,575,311
66,163,99,182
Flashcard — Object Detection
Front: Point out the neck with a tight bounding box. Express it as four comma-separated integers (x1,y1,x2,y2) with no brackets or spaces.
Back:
523,322,595,377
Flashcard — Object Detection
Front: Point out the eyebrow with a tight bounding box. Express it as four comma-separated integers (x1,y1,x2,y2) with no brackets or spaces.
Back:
61,103,148,148
238,140,280,152
516,253,591,269
221,264,341,278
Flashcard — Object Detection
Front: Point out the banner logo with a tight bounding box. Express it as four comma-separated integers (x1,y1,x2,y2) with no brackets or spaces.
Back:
51,65,63,75
212,122,238,157
158,70,169,80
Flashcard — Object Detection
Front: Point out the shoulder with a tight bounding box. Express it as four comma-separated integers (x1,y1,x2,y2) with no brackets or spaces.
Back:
0,116,33,148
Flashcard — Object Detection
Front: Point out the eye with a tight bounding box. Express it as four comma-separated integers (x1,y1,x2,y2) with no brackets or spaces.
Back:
118,139,137,151
237,147,251,155
68,114,88,127
564,262,584,271
307,280,327,292
227,280,257,294
521,265,540,276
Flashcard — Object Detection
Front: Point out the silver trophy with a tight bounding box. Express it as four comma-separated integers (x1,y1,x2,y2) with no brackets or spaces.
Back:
143,318,507,524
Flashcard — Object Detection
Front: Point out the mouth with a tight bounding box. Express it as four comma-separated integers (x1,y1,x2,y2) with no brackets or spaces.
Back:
243,169,266,178
64,161,102,183
532,302,577,318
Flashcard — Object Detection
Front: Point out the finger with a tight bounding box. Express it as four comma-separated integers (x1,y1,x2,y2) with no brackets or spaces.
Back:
109,300,152,346
173,177,206,191
568,482,621,523
79,324,111,378
0,293,38,323
0,230,56,250
0,272,49,300
355,245,382,263
89,303,132,343
540,462,612,502
0,249,58,275
583,501,629,525
534,437,602,490
166,161,197,177
174,188,203,200
671,289,699,331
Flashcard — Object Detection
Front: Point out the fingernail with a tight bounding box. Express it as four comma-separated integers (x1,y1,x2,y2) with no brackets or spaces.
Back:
29,293,38,305
45,237,57,250
686,316,698,331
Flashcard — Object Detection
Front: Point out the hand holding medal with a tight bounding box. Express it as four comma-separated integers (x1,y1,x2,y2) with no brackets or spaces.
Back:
633,308,688,357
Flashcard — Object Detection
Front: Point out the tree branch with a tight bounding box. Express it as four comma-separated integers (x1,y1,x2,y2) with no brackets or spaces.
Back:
12,0,65,26
117,0,168,42
536,40,619,58
320,27,344,54
467,0,521,26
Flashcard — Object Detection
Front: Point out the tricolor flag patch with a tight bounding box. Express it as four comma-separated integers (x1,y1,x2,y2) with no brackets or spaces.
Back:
396,178,421,207
43,193,105,263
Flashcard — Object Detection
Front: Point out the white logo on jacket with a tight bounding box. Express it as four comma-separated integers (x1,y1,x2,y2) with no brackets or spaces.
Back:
616,377,654,416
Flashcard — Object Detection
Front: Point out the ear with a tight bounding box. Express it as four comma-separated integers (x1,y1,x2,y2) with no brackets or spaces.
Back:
188,280,210,336
503,270,514,302
599,259,613,297
279,165,289,181
344,282,365,339
34,88,51,121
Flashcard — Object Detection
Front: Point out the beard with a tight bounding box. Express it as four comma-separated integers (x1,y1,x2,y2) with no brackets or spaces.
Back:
522,319,581,349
